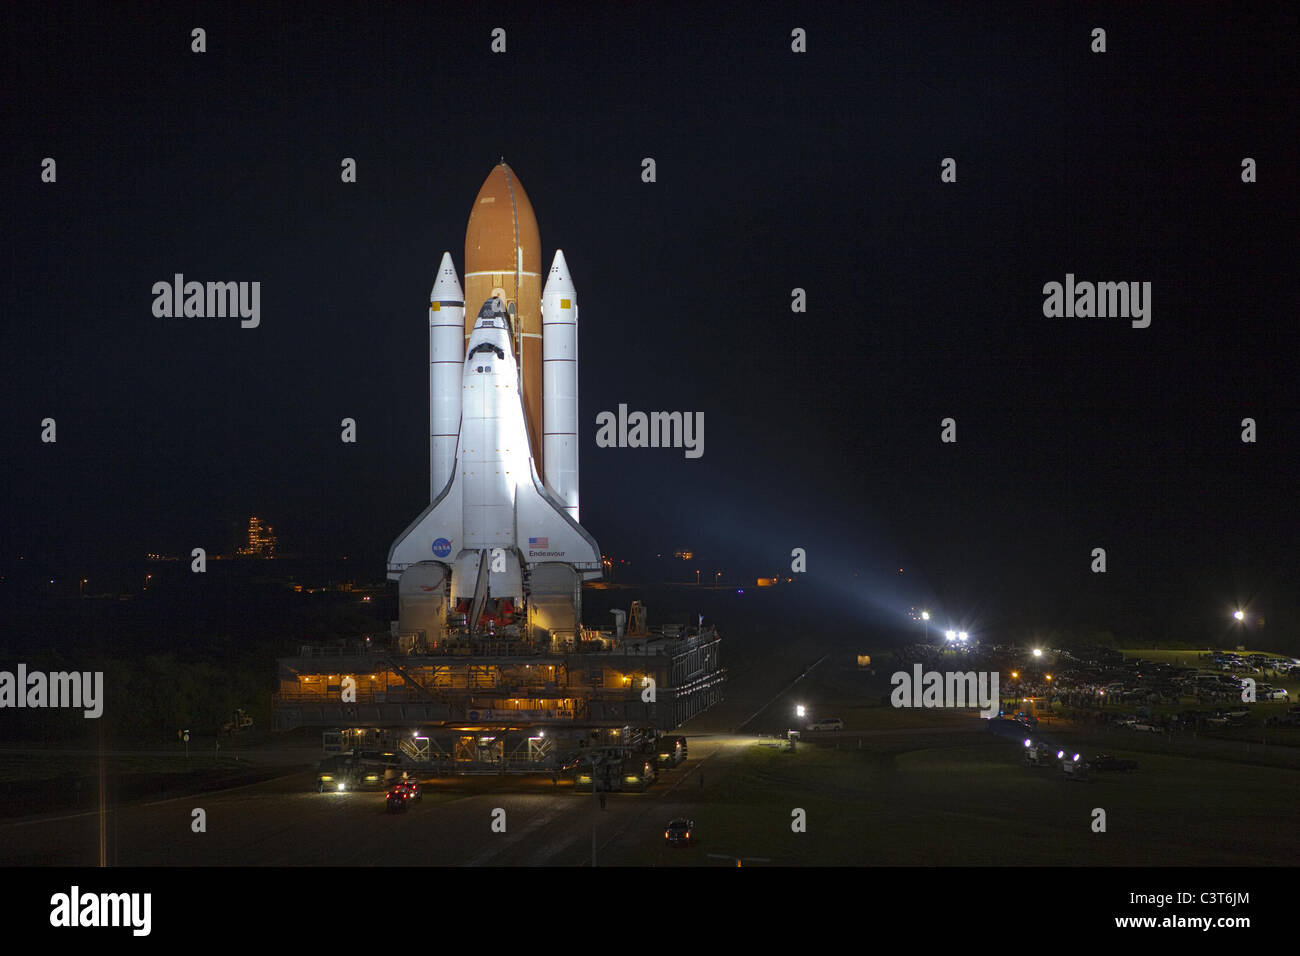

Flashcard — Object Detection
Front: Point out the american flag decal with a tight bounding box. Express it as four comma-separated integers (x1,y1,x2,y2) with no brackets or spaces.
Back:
528,537,548,548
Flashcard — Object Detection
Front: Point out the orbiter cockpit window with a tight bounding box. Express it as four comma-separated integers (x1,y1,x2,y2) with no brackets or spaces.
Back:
469,343,505,359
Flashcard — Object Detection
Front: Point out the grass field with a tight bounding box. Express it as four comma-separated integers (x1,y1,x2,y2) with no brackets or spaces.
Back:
617,733,1297,866
634,648,1300,866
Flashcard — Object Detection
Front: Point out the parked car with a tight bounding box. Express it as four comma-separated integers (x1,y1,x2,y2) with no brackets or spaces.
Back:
807,717,844,731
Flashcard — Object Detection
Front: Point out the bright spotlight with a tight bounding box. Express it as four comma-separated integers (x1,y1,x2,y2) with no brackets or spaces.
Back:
1032,648,1043,658
1234,610,1245,621
945,630,956,641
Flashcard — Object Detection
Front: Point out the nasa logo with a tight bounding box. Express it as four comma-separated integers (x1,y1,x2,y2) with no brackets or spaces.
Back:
432,538,452,558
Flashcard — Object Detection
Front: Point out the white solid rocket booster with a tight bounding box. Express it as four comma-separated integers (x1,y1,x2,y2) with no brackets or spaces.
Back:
541,249,580,522
429,251,465,500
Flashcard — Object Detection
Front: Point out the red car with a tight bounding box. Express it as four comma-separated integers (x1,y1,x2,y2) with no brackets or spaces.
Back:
386,779,421,812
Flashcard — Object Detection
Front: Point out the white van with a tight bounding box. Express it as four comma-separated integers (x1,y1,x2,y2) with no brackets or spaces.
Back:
808,717,844,731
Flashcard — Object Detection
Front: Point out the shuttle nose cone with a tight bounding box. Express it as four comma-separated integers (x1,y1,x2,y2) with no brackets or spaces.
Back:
430,251,463,300
472,295,510,329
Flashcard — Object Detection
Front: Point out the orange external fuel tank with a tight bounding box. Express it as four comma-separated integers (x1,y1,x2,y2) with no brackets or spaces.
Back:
464,162,544,469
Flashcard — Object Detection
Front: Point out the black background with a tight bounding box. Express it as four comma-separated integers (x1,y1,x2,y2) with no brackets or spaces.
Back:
2,1,1296,645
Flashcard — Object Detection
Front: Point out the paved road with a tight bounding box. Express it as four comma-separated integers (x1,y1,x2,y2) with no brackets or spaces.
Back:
0,642,838,866
0,736,754,866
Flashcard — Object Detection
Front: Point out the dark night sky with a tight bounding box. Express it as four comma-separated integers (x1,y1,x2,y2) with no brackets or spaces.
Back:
2,2,1296,642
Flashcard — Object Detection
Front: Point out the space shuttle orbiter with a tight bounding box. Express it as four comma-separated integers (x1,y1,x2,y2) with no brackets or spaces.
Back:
386,165,600,642
388,293,600,580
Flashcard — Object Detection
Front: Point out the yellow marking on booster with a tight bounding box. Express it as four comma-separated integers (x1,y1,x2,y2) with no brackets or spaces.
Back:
561,298,571,309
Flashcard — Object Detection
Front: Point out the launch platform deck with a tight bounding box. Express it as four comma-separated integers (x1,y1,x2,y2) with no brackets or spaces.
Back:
273,623,724,739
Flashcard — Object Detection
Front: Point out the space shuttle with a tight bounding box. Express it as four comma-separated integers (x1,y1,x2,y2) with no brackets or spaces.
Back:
388,164,600,644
